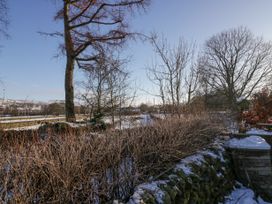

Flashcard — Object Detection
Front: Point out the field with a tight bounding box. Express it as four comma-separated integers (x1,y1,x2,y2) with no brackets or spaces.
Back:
0,114,156,130
0,115,88,130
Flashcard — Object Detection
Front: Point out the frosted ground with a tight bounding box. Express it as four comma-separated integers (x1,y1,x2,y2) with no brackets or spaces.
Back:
2,114,153,131
223,182,271,204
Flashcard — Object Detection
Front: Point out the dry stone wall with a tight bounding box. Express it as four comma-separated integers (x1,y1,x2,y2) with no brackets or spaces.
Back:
227,147,272,201
126,141,235,204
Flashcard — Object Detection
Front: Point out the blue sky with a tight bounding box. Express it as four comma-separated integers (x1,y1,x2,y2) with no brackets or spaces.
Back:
1,0,272,103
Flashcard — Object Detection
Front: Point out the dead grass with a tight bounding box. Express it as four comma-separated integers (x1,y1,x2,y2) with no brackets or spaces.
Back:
0,114,222,203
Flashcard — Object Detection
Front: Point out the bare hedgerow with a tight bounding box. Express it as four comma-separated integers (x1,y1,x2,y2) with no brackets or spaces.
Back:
0,114,222,203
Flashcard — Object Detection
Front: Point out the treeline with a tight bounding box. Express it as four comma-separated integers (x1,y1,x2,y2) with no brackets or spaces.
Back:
147,27,272,115
0,103,86,116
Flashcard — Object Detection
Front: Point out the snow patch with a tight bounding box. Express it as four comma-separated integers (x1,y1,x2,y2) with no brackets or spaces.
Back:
115,114,153,130
4,124,42,131
4,122,86,131
132,181,167,204
0,117,65,124
223,182,272,204
139,114,152,126
151,114,167,120
62,122,86,128
224,187,257,204
257,197,272,204
246,128,272,136
199,150,219,159
175,154,205,175
226,136,271,150
181,154,205,165
175,163,193,175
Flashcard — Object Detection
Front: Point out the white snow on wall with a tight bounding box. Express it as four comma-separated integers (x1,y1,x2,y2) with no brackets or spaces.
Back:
226,136,271,150
246,128,272,136
175,154,205,175
129,181,167,204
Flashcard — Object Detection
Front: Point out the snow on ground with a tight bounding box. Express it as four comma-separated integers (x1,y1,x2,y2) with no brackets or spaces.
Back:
0,115,59,120
151,113,167,120
223,182,271,204
0,117,65,124
246,128,272,136
4,124,42,131
225,136,271,150
129,181,167,204
139,114,152,126
62,122,86,128
3,114,153,131
115,114,153,130
4,122,86,131
224,187,257,204
175,154,205,175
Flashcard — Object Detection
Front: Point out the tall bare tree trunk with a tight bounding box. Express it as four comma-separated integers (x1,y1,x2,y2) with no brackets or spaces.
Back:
64,1,76,122
65,57,76,122
110,89,115,126
56,0,149,122
187,87,191,104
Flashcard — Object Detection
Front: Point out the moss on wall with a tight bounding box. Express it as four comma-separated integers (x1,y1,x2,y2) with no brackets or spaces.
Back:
127,141,235,204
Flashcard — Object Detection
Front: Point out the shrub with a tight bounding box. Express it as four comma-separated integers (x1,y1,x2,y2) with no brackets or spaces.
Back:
241,88,272,124
90,112,107,131
0,114,222,203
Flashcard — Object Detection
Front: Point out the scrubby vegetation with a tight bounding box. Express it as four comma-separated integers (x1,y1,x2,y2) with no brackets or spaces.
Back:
0,114,221,203
241,88,272,124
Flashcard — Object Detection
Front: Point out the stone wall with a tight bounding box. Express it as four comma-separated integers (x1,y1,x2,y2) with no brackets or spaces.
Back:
126,141,235,204
228,148,272,201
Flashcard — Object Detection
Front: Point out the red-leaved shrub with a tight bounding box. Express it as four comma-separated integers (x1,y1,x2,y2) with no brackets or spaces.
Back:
242,88,272,124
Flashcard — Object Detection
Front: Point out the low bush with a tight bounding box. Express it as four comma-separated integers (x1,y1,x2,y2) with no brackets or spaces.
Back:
241,88,272,124
0,114,222,203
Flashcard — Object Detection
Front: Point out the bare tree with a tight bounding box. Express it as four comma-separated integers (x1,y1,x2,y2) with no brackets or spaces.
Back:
147,61,166,108
106,58,130,126
147,34,194,116
78,52,131,127
200,27,272,110
79,56,113,120
185,64,199,104
54,0,149,122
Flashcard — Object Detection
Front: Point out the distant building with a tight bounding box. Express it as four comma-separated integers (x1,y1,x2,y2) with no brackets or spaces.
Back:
0,99,55,116
48,100,65,104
